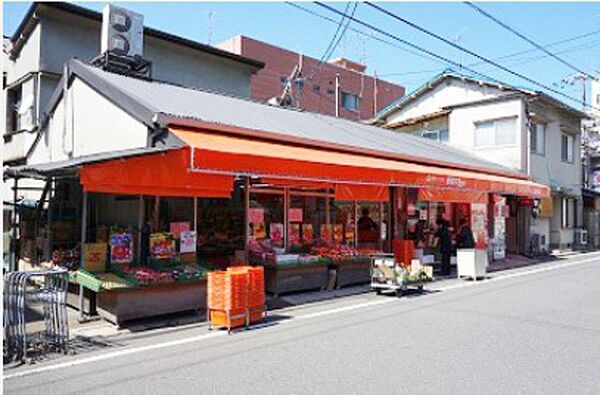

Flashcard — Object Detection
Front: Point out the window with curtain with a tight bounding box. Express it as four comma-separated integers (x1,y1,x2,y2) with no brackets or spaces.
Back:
474,117,516,147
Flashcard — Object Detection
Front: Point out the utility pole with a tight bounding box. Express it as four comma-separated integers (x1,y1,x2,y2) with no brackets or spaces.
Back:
335,73,340,117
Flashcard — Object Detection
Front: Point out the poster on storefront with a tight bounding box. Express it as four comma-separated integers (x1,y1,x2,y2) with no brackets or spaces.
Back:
334,224,344,242
407,203,417,216
493,197,506,260
150,232,176,259
270,223,284,245
302,224,314,243
180,231,197,254
253,223,266,240
471,203,489,249
248,208,264,224
289,223,300,243
289,208,303,222
169,222,190,239
83,243,107,272
321,224,333,243
110,233,133,264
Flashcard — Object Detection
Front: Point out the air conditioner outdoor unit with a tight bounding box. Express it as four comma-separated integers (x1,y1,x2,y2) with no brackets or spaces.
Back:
101,4,144,58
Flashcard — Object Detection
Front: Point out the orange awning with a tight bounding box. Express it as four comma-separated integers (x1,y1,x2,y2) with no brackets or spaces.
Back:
335,184,389,201
170,127,550,198
80,148,233,198
418,189,488,204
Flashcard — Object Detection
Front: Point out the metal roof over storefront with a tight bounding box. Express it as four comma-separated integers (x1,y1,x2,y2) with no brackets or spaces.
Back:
53,59,528,179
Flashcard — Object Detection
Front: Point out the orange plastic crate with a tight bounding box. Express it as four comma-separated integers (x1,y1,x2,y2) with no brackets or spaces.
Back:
209,309,246,329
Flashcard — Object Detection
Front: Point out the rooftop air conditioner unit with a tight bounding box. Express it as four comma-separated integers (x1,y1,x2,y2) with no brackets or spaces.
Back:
101,4,144,58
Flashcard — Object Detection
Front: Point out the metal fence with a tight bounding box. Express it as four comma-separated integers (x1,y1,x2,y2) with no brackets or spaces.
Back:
4,269,70,362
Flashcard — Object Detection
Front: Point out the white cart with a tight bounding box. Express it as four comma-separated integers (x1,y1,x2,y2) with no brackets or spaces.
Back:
456,248,488,280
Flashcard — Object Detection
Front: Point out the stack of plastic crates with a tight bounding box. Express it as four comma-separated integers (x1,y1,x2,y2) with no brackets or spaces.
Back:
229,266,266,325
207,266,266,333
207,270,248,333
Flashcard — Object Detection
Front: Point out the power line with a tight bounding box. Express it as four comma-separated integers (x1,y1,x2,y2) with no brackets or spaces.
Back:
464,2,597,80
318,2,351,64
379,29,600,77
361,1,597,110
285,2,450,69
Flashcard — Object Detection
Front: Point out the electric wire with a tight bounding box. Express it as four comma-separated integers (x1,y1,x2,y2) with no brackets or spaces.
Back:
361,1,597,110
464,1,597,80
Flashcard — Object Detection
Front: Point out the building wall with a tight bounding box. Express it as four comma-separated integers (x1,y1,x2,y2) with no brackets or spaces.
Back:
448,99,525,172
29,77,148,165
385,79,505,125
218,35,405,121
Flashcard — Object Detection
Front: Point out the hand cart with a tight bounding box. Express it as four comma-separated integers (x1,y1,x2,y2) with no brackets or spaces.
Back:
370,254,425,297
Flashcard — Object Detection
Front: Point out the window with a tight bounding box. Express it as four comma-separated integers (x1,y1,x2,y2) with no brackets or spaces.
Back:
561,198,577,228
561,133,574,163
474,117,516,147
421,129,449,142
530,123,546,155
6,87,22,133
341,92,359,111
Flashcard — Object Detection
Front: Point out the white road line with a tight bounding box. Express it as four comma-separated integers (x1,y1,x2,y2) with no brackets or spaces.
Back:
5,253,599,380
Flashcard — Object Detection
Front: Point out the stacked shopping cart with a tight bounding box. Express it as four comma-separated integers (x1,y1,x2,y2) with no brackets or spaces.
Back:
4,269,70,362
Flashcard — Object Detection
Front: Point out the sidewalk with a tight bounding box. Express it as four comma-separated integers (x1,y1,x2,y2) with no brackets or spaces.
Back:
20,249,596,348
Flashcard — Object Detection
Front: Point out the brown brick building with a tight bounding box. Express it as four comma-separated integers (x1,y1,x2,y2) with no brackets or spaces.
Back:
218,35,405,121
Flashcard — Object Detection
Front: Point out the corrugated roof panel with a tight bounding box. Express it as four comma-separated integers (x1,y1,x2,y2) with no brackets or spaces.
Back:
73,61,524,177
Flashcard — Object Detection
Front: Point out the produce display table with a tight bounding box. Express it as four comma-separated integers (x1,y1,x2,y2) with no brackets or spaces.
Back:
333,257,371,289
97,280,207,327
265,264,328,297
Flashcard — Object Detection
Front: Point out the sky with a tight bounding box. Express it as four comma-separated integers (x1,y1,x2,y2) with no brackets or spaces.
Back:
4,1,599,110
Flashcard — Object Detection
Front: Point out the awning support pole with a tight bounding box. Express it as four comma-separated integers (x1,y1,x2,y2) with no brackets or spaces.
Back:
354,201,358,247
379,201,384,251
284,187,290,250
325,194,331,226
193,197,198,232
244,177,250,262
11,177,19,272
137,195,144,262
79,190,88,321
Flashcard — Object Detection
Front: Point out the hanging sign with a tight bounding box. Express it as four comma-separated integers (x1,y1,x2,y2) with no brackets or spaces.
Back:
253,223,266,240
169,222,190,239
270,223,284,245
289,223,300,243
110,233,133,264
302,224,314,243
150,232,176,259
321,224,333,243
288,208,303,222
248,208,265,224
334,224,344,242
180,231,197,254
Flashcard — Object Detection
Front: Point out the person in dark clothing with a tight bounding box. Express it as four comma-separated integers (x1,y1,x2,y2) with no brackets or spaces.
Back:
357,208,378,232
455,218,475,249
435,218,453,275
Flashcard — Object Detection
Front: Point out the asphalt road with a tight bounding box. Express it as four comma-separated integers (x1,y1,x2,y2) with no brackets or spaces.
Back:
5,253,600,395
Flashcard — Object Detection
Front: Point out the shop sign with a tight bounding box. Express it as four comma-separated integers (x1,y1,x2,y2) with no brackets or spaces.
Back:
110,233,133,264
150,232,176,259
180,231,197,254
248,208,265,224
169,222,190,239
289,208,303,222
83,243,107,272
270,223,284,244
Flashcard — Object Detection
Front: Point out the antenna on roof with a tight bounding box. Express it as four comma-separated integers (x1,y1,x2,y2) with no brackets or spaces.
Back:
91,4,152,79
